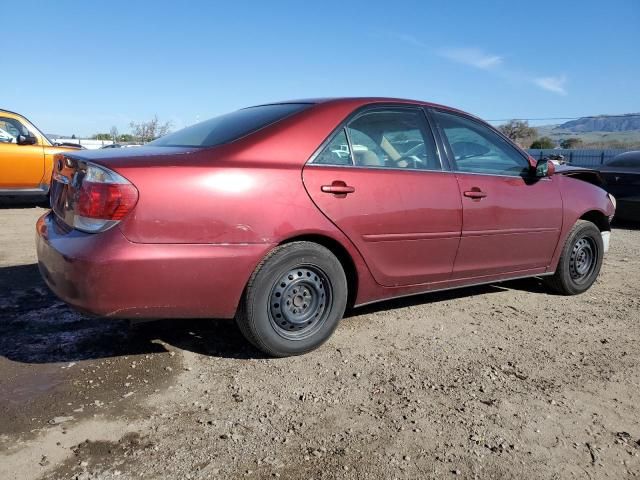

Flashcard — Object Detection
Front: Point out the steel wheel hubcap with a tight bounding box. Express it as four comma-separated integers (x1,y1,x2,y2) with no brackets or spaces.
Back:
569,237,596,281
269,266,331,339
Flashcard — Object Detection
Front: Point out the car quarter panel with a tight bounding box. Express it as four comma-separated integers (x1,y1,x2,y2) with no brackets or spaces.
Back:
547,175,615,273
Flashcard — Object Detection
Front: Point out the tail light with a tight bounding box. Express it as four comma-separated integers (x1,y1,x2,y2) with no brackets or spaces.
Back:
51,160,138,233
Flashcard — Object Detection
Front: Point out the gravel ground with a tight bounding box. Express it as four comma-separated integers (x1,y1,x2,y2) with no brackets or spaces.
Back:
0,201,639,480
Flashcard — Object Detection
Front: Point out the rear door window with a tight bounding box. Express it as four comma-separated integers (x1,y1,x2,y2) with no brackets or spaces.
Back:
313,128,353,166
346,108,441,170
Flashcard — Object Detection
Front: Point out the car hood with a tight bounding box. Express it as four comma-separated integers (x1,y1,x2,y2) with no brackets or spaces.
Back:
554,164,596,174
554,164,604,187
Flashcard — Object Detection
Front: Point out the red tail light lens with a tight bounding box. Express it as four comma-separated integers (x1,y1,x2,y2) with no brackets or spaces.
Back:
77,182,138,220
71,163,138,233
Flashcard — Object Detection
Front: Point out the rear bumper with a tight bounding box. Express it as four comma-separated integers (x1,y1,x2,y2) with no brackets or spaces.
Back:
36,212,272,319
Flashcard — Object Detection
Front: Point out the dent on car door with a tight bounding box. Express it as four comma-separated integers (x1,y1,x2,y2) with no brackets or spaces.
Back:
432,109,562,279
302,107,462,287
0,116,45,189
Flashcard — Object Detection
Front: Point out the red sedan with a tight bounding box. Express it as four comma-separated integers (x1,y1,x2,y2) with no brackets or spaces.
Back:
36,98,616,356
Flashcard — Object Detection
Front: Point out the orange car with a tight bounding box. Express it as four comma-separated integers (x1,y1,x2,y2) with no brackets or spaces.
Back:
0,109,79,196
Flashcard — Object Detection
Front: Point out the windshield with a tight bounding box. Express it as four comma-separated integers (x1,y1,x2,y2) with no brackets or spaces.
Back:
149,103,313,148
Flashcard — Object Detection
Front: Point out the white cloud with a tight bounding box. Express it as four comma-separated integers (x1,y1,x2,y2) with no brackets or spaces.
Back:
392,35,569,96
533,75,568,95
439,47,503,69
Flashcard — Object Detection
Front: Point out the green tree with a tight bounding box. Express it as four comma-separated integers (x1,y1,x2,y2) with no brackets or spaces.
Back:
560,138,583,149
498,120,537,143
530,137,556,149
92,133,111,140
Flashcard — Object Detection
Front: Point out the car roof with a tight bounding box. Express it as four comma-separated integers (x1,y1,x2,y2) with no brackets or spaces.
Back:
612,150,640,161
0,108,24,117
253,97,478,120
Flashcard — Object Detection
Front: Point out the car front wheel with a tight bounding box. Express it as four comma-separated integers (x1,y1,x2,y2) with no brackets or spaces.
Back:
235,241,347,357
545,220,604,295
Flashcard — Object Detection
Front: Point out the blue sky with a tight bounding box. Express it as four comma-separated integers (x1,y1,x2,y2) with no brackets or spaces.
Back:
2,0,639,136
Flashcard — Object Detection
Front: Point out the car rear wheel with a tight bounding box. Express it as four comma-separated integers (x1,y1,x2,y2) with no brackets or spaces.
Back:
235,242,347,357
544,220,604,295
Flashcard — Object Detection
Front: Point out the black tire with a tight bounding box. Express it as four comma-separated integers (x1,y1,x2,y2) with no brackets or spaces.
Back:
544,220,604,295
235,242,348,357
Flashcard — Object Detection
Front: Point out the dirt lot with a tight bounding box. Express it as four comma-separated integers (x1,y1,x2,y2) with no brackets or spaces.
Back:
1,201,639,480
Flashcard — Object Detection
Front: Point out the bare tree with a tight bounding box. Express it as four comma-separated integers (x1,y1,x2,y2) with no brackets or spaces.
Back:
129,115,172,144
498,120,538,144
110,126,119,143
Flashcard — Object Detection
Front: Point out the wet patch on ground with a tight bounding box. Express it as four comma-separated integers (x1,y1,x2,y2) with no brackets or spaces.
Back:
0,264,182,441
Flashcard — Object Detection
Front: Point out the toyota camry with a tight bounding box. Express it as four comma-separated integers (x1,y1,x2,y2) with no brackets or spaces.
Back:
36,98,616,356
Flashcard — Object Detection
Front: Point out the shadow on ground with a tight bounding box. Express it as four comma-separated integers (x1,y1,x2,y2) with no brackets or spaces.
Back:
613,220,640,231
0,263,549,365
0,197,48,209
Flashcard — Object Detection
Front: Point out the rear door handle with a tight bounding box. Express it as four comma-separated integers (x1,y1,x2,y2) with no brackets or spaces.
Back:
463,189,487,199
321,181,355,195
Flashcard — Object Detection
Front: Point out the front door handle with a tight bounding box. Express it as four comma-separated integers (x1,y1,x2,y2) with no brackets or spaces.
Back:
463,189,487,200
321,181,355,196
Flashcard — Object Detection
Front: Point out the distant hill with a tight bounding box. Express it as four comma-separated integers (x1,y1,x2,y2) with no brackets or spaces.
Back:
557,114,640,132
531,114,640,148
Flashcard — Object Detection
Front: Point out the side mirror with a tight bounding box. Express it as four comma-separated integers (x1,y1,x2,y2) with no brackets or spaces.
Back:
17,134,38,146
535,158,556,178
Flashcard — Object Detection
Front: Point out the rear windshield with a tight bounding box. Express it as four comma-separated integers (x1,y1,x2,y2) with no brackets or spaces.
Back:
149,103,313,148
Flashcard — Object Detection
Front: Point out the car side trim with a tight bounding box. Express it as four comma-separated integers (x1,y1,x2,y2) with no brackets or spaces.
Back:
362,231,461,242
462,227,560,237
354,270,554,308
0,184,49,196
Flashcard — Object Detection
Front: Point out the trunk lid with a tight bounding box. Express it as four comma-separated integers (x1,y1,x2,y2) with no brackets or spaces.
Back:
50,146,198,224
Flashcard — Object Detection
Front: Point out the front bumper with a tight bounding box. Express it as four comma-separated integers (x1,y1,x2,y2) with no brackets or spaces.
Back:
36,212,273,319
601,231,611,253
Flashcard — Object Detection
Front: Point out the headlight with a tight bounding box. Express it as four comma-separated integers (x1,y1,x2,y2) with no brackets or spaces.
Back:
607,193,616,222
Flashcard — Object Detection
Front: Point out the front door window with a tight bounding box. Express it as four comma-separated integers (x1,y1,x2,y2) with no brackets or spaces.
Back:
433,110,530,177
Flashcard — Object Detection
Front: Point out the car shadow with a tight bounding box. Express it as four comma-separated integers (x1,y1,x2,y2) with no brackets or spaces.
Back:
0,263,551,364
345,276,552,318
345,283,502,317
0,197,49,209
0,263,262,364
